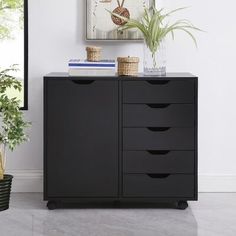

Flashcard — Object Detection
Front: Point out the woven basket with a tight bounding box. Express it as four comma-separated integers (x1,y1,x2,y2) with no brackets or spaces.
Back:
86,46,101,62
0,175,13,211
117,57,139,76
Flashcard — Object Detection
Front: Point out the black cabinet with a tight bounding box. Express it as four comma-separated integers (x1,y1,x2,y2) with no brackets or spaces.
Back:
44,73,198,209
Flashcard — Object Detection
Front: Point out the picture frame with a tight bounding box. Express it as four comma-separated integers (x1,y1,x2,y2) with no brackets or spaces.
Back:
86,0,153,41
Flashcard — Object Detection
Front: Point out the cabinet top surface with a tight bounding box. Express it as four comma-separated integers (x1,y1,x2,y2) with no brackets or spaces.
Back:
44,72,197,80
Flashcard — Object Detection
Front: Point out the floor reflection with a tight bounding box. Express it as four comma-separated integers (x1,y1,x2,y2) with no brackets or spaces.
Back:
2,194,198,236
2,193,236,236
41,202,198,236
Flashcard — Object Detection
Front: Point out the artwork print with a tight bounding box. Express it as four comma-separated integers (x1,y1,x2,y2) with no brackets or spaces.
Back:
86,0,151,40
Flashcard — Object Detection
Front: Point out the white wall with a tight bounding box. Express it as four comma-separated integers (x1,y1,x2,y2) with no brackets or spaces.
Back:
7,0,236,192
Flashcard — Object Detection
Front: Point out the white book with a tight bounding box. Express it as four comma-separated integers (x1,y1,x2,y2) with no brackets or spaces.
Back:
68,59,116,69
69,68,116,76
69,59,116,65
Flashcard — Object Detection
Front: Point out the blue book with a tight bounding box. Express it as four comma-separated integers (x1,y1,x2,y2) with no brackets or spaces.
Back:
69,59,116,69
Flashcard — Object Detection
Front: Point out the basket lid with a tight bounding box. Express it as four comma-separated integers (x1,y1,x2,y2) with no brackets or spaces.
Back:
86,46,102,52
117,56,139,63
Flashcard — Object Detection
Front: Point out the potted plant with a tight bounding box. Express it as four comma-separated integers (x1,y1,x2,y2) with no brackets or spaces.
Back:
109,1,201,75
0,66,30,211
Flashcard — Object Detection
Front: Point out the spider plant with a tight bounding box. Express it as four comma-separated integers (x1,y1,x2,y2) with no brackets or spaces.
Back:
108,1,201,71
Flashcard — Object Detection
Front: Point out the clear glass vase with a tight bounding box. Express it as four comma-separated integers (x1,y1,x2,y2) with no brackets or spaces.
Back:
143,41,166,76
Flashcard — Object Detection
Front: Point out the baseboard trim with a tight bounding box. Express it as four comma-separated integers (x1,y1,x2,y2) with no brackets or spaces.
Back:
8,170,43,193
199,174,236,192
7,170,236,193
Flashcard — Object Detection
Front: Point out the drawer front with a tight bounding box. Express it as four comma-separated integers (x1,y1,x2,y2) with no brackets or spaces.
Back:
123,128,194,150
123,174,195,197
123,104,194,127
123,151,195,173
123,80,194,103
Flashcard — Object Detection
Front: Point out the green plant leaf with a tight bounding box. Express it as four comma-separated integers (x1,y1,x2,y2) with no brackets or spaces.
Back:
107,4,202,52
0,65,30,151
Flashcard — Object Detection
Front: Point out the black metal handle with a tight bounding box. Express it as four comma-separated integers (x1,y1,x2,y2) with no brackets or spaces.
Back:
71,80,95,85
146,80,170,85
147,150,170,155
146,104,170,109
146,174,170,179
147,127,170,132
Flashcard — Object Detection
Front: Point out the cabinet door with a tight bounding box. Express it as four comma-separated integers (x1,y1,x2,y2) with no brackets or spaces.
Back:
45,79,118,197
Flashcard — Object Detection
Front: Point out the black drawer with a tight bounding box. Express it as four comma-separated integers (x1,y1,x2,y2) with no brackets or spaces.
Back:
123,174,195,197
123,151,195,173
123,80,194,103
123,128,194,150
123,104,194,127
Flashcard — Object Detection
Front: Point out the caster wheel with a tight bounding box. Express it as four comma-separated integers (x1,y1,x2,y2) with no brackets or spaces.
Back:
47,201,57,210
175,201,188,210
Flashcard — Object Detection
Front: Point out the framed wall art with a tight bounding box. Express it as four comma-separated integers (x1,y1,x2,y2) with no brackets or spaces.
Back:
86,0,153,40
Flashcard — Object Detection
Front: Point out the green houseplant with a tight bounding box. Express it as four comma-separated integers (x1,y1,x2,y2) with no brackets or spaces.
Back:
109,1,201,75
0,65,30,211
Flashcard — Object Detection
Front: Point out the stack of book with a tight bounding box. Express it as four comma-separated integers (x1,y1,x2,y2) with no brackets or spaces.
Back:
68,59,116,76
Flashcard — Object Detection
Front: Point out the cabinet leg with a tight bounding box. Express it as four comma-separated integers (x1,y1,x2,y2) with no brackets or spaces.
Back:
175,201,188,210
47,201,57,210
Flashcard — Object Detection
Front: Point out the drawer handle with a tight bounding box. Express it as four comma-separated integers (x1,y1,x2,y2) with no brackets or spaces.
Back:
147,127,170,132
147,150,170,155
146,104,170,109
71,80,95,85
146,80,170,85
147,174,170,179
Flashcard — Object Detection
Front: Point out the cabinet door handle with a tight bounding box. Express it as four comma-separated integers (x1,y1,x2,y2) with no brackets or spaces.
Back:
146,174,170,179
146,80,170,85
147,150,170,155
146,104,170,109
147,127,170,132
71,80,95,85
